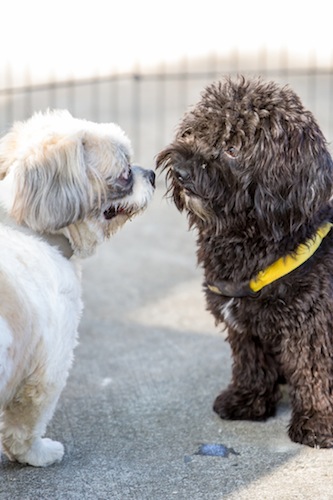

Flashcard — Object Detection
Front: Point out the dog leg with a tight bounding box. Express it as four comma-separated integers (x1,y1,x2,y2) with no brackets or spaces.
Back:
288,413,333,448
287,356,333,448
0,376,66,466
213,331,281,421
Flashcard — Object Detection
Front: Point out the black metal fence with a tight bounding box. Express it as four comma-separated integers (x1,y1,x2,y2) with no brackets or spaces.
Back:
1,54,333,167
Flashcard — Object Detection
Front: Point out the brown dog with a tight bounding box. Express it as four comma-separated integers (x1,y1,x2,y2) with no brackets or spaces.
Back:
157,76,333,448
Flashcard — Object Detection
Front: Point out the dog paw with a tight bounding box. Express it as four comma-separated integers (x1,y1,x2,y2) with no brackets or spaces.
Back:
17,438,64,467
289,414,333,448
213,388,276,421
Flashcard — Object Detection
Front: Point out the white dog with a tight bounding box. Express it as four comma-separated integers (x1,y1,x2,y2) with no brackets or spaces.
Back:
0,110,155,466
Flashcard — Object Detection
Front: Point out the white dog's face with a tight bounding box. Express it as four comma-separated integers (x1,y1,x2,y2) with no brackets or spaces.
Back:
0,110,155,257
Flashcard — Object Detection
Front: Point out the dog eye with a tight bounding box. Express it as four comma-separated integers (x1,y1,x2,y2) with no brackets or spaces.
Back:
225,146,238,159
119,165,132,182
181,128,192,138
177,174,186,183
107,166,133,187
172,165,190,184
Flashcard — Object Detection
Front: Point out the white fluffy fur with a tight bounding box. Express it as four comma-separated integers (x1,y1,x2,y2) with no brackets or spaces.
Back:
0,110,155,466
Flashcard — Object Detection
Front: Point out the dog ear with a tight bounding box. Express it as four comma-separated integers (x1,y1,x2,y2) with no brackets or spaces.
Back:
9,134,93,232
253,121,333,240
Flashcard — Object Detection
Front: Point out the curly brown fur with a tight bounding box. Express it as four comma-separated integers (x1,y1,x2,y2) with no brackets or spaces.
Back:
156,76,333,448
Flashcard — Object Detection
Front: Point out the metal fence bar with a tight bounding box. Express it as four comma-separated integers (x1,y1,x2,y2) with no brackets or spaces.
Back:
2,67,333,97
1,65,333,166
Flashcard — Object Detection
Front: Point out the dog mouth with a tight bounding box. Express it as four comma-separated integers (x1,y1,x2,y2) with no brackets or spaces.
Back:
103,166,156,220
103,204,132,220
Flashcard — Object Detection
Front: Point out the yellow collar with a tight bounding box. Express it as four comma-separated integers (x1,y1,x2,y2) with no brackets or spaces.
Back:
207,222,333,298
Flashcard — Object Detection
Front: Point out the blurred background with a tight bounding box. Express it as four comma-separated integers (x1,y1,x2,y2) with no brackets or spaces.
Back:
1,0,332,168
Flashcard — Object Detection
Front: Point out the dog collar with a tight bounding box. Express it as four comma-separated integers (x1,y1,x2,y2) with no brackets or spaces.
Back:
207,222,333,298
0,204,74,259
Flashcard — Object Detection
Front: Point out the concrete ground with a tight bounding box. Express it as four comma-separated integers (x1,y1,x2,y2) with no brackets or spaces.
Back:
1,183,333,499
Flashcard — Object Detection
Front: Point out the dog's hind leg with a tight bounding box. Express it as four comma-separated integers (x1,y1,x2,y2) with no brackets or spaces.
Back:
0,375,66,466
213,330,281,421
0,334,71,469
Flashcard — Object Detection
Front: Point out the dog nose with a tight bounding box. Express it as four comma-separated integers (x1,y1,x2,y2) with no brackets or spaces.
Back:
147,170,156,188
132,166,156,188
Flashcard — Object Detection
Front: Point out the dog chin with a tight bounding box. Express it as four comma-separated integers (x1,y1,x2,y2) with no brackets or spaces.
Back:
61,168,155,258
174,188,208,222
182,193,207,221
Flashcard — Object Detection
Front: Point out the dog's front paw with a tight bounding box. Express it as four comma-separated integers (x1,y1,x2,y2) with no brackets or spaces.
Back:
17,438,64,467
213,387,277,421
289,414,333,448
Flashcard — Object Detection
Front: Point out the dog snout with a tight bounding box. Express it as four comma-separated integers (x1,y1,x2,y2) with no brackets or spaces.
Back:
132,166,156,188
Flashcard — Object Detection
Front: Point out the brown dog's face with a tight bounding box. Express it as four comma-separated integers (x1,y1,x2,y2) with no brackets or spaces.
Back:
157,77,333,240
